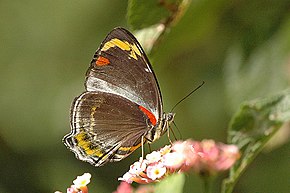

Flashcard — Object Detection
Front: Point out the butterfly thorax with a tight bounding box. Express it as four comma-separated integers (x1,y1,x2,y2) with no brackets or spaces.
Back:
145,112,175,143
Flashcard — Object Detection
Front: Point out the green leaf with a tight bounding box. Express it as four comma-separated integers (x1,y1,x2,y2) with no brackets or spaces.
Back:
128,0,192,54
154,173,185,193
127,0,192,30
127,0,171,30
221,89,290,193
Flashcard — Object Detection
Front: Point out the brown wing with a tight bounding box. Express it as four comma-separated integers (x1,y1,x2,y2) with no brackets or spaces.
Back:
63,91,152,166
85,27,163,121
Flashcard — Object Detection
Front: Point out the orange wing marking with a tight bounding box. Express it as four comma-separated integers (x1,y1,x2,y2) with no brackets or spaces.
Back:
95,56,110,66
139,105,157,126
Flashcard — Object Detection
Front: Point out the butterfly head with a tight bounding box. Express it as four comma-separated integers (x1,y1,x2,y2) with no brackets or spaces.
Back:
161,112,175,135
145,112,175,143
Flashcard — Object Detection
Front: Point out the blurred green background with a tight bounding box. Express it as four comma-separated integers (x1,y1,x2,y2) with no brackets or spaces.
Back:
0,0,290,193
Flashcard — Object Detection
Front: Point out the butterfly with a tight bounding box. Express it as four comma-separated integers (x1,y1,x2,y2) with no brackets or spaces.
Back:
63,27,174,167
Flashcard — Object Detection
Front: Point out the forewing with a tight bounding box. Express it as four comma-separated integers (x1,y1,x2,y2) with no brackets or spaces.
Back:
85,27,162,120
63,91,151,166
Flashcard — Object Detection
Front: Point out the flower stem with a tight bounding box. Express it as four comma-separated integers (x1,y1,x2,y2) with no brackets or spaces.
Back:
203,177,210,193
200,171,212,193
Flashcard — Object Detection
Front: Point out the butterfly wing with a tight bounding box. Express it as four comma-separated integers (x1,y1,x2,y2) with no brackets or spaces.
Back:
63,91,151,166
63,28,165,166
85,27,163,121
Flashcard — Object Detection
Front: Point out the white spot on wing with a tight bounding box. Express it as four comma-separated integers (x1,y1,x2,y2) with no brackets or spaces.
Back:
86,76,158,118
145,68,151,72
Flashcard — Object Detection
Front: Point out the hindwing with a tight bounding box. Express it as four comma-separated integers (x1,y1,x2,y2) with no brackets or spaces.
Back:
64,91,153,166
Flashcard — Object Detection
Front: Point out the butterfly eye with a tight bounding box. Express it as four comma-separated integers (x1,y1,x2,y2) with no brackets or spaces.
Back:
167,113,175,123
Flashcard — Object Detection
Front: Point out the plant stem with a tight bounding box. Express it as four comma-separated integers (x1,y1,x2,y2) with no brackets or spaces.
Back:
203,176,211,193
200,171,212,193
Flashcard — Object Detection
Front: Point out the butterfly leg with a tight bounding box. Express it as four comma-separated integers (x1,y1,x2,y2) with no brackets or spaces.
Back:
167,125,178,144
141,136,145,160
167,126,173,144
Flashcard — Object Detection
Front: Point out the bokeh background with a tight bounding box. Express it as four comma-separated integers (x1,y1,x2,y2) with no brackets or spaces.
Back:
1,0,290,193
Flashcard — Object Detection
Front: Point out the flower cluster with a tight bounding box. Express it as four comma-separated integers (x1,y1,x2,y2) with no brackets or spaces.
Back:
190,140,241,176
118,139,240,184
55,173,91,193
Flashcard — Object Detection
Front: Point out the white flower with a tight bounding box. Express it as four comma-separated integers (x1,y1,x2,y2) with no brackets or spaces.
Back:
145,151,162,163
73,173,91,188
146,163,166,180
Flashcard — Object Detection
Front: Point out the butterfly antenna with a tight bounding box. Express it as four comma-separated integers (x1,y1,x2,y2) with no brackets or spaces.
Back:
170,81,205,112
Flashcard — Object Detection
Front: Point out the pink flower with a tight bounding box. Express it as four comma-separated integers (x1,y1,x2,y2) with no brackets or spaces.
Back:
113,182,133,193
118,172,136,184
66,186,79,193
129,159,147,175
118,139,240,184
214,144,240,171
56,173,91,193
118,171,152,184
146,151,162,163
162,152,184,170
113,183,155,193
171,140,198,170
135,185,155,193
192,140,241,175
146,163,167,180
